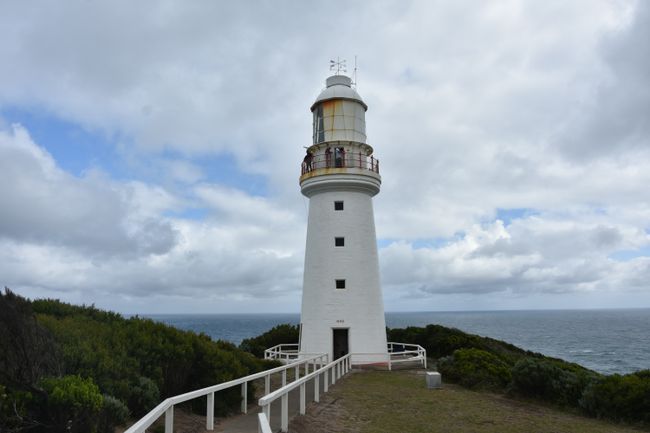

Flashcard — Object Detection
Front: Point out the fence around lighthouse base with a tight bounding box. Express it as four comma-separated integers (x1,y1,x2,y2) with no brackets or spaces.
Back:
264,342,427,370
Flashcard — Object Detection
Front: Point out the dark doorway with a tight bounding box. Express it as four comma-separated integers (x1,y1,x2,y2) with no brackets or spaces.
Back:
332,328,349,360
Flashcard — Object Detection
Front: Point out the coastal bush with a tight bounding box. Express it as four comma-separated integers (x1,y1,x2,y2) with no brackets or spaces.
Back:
40,375,103,433
510,357,598,406
128,376,160,416
387,324,533,364
34,298,269,416
438,348,512,390
239,323,299,358
1,289,274,431
98,394,130,433
579,370,650,423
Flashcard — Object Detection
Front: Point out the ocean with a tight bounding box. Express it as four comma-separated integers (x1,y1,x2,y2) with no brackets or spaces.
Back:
144,309,650,375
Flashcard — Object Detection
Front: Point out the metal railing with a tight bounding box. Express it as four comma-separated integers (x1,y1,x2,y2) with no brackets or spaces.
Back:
388,342,427,369
258,354,352,433
124,353,327,433
264,343,299,361
301,152,379,175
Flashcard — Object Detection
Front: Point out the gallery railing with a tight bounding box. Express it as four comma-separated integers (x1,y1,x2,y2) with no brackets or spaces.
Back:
301,153,379,175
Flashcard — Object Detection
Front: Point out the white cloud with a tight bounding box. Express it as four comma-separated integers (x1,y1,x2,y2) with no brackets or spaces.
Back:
0,124,178,256
0,1,649,311
0,124,306,310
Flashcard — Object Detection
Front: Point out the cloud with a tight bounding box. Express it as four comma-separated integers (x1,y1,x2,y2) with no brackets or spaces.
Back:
380,216,650,297
0,124,306,308
0,124,178,257
0,1,649,311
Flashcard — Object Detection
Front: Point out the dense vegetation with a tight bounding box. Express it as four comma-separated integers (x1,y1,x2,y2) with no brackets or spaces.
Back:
0,289,275,433
3,291,648,431
239,323,299,358
388,325,650,426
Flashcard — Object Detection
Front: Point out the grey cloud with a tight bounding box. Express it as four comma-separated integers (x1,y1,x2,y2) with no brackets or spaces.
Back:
380,217,646,297
560,2,650,159
0,125,178,257
1,1,649,310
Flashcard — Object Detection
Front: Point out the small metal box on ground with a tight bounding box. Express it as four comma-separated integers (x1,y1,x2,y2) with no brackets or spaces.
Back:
426,372,442,389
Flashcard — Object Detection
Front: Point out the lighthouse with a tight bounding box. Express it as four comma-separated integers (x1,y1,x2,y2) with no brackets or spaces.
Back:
298,73,388,365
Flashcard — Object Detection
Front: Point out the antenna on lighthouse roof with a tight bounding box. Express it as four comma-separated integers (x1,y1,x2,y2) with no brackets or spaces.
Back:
330,57,347,75
352,55,358,88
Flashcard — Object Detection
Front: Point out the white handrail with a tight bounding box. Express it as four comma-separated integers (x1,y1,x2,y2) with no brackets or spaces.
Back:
264,343,299,360
125,353,327,433
258,354,352,433
258,413,273,433
387,342,427,369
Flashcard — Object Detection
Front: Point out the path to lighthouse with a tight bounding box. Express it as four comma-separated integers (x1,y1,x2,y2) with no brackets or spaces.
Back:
212,373,331,433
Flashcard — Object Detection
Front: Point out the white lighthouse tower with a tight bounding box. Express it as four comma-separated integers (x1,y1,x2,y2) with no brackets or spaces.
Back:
298,73,388,366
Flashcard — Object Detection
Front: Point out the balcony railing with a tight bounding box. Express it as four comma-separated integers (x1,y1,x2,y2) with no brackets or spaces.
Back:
301,152,379,176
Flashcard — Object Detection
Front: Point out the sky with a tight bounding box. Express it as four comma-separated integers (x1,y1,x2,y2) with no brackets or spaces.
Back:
0,0,649,314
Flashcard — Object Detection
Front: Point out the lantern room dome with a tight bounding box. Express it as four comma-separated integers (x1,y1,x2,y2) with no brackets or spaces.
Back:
311,75,368,112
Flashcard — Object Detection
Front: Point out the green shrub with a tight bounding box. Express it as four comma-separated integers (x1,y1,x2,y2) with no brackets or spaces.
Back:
579,370,650,423
387,324,533,365
239,324,299,358
98,394,130,433
438,348,512,390
40,375,103,433
128,376,160,416
510,357,598,406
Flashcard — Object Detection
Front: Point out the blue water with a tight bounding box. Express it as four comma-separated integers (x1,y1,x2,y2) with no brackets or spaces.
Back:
145,309,650,375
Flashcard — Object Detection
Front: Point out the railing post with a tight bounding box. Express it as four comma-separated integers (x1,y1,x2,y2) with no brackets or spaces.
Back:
282,369,287,386
305,361,309,375
332,366,336,385
314,374,320,402
263,403,270,426
265,374,270,395
206,392,214,430
241,382,247,413
300,383,306,415
324,370,329,392
295,365,299,381
165,406,173,433
281,393,289,432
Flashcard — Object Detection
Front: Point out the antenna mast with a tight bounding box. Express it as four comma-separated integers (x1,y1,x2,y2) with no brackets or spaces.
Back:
352,55,358,88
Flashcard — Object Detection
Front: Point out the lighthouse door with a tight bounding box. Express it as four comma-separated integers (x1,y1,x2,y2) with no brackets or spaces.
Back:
332,328,349,360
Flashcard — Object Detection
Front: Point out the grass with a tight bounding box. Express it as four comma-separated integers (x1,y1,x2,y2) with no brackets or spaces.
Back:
290,370,647,433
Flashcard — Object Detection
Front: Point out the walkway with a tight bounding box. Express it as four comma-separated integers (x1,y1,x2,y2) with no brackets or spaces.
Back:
153,370,335,433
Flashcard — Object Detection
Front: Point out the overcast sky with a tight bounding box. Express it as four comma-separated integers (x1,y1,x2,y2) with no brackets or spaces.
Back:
1,1,648,314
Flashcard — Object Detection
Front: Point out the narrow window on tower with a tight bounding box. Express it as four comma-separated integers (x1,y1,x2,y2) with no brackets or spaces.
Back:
335,237,345,247
335,279,346,289
334,201,344,211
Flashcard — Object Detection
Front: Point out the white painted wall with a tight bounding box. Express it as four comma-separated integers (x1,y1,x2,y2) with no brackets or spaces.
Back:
299,187,388,364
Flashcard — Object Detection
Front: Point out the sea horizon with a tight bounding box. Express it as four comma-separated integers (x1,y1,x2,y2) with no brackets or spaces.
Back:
141,309,650,375
130,306,650,316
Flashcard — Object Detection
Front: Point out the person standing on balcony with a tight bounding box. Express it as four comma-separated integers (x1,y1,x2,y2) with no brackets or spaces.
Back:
303,150,313,172
325,146,332,168
335,147,345,167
